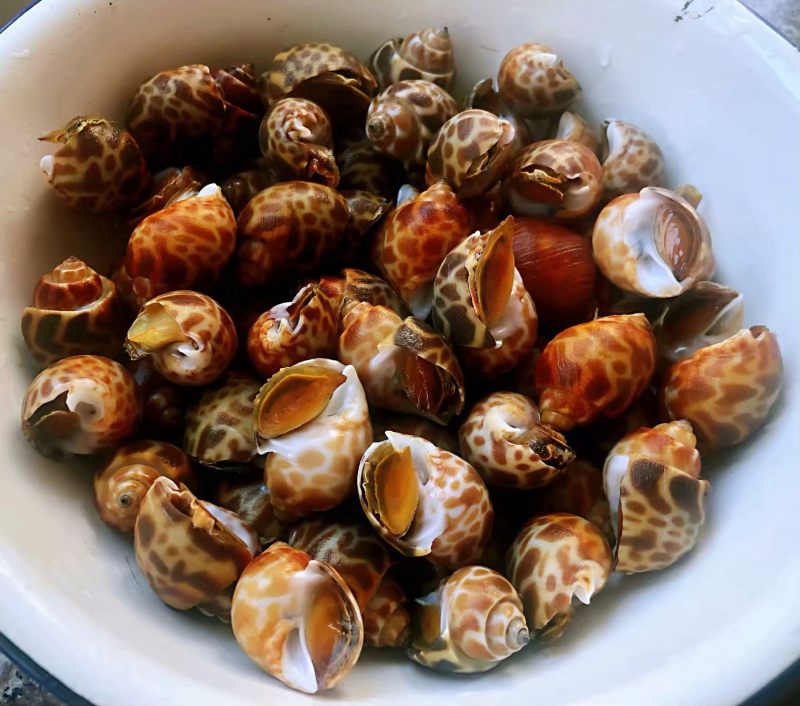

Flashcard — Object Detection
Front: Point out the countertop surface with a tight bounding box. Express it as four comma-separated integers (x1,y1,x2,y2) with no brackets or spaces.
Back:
1,0,798,704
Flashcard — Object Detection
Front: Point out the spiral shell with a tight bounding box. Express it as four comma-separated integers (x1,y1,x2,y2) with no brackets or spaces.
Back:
593,187,716,298
247,284,338,378
39,116,149,213
337,137,406,199
604,421,709,573
463,79,532,154
21,257,127,366
425,109,517,199
221,167,278,214
507,513,612,639
366,80,458,168
319,268,407,326
254,359,372,520
374,181,470,318
125,291,237,386
231,542,363,694
21,355,141,457
662,326,783,449
357,431,493,568
371,410,459,455
555,111,598,154
504,139,603,220
127,166,205,227
125,184,237,301
235,181,349,287
134,477,257,612
183,371,260,468
363,576,411,648
459,392,574,489
600,120,665,200
340,190,392,263
214,476,290,546
497,43,581,118
260,98,338,186
535,314,657,431
368,27,455,91
94,440,194,533
338,303,465,424
127,357,187,440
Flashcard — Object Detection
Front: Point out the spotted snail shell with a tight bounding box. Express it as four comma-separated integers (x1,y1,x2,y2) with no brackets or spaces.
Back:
127,357,187,440
213,476,290,547
555,111,598,154
319,268,407,328
371,409,459,455
357,431,493,569
600,120,665,201
363,575,411,648
127,165,205,227
340,190,392,264
221,166,278,215
336,136,406,199
368,26,456,91
231,542,363,694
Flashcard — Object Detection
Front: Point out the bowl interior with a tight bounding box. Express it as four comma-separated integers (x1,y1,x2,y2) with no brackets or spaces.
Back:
1,1,799,705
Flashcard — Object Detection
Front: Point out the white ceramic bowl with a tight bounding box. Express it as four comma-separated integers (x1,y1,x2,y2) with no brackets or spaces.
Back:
1,1,799,704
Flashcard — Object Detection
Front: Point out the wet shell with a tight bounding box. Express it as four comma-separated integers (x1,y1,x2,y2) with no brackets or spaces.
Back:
425,109,517,199
338,303,465,424
661,326,783,449
247,284,338,378
21,355,141,457
336,137,406,199
211,63,262,172
254,359,372,520
363,575,411,648
371,410,459,455
214,476,290,546
231,542,363,694
374,181,470,319
535,314,657,431
603,421,709,573
555,111,598,154
93,440,194,533
260,97,339,186
592,187,716,298
497,43,581,118
221,167,279,214
366,80,458,168
39,116,149,213
357,431,493,568
21,257,127,367
125,184,237,301
183,371,260,468
235,181,349,287
125,290,237,386
134,477,257,611
127,357,187,440
340,190,392,264
368,27,456,91
600,120,665,200
459,392,575,489
127,165,205,227
507,513,612,639
319,268,407,327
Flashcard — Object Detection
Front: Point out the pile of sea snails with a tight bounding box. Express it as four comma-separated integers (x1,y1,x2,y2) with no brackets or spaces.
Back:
20,29,784,694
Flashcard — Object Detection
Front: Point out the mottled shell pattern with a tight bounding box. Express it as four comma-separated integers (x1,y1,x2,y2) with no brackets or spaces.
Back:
336,137,405,199
593,187,716,298
125,290,238,386
366,80,458,168
260,97,339,186
231,542,363,694
535,314,657,431
125,184,237,302
214,476,289,547
39,116,149,213
662,326,783,449
375,181,470,318
134,476,257,611
247,283,338,378
363,575,411,648
319,268,407,327
94,440,194,533
410,565,528,673
21,257,127,367
340,189,392,262
128,165,205,226
235,181,349,286
603,421,709,573
504,139,603,220
371,410,459,455
338,302,465,424
600,120,665,201
357,431,493,569
183,371,260,468
127,357,187,440
462,78,532,155
368,27,456,91
21,355,141,457
425,109,517,199
221,167,278,214
507,513,612,639
459,392,575,489
254,359,372,520
555,111,598,154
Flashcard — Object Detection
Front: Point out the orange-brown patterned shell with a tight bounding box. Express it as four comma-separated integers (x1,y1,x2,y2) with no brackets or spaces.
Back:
247,284,338,378
363,575,411,648
214,477,290,546
555,111,599,154
127,357,187,440
340,190,392,263
319,268,407,328
235,181,349,287
337,137,405,199
507,513,612,639
368,27,455,91
662,327,783,449
125,186,237,301
93,440,194,533
601,120,665,201
39,116,149,213
374,181,470,319
127,166,205,227
221,167,279,215
210,63,262,172
21,355,141,457
370,410,459,455
535,314,657,431
604,421,709,573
